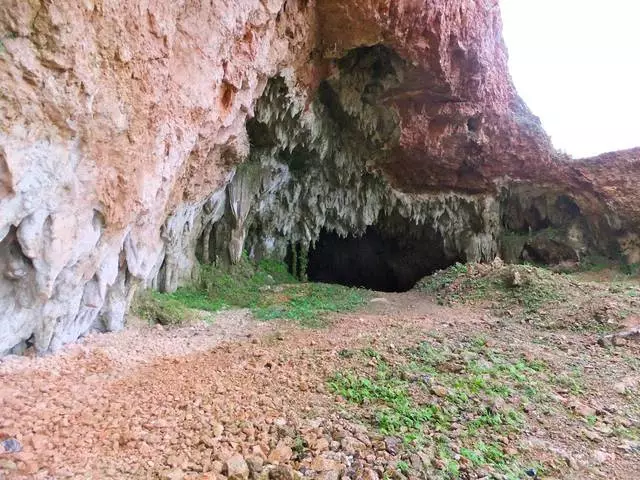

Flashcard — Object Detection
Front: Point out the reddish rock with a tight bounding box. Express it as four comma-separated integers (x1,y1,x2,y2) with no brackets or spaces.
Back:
0,0,638,354
267,444,293,464
225,454,249,480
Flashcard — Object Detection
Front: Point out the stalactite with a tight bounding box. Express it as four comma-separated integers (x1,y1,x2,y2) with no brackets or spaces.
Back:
201,48,501,282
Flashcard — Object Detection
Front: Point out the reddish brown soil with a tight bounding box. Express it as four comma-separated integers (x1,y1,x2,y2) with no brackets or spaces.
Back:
0,293,638,479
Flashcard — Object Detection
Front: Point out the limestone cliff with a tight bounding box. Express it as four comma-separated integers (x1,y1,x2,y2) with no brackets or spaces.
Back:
0,0,637,354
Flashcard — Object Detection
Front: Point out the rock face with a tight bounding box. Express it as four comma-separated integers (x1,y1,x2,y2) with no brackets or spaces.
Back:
0,0,637,354
0,0,315,354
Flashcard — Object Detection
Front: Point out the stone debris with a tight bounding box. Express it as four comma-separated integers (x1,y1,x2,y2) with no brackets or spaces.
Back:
225,454,250,480
0,291,639,479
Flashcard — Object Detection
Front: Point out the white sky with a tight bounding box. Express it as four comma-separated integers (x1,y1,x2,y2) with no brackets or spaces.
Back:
500,0,640,158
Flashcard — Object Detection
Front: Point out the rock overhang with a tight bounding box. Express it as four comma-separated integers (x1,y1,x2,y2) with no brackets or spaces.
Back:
0,0,638,354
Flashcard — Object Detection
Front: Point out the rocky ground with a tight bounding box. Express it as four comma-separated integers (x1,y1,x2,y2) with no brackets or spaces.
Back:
1,267,639,480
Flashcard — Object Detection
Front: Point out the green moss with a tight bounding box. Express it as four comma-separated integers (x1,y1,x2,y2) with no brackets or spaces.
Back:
133,290,200,325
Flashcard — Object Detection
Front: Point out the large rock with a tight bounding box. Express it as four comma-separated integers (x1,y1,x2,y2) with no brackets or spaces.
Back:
0,0,314,354
0,0,637,353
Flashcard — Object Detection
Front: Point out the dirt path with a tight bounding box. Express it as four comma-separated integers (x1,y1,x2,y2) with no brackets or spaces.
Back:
1,292,638,479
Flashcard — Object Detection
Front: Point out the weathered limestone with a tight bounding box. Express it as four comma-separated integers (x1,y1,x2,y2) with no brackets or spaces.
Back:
0,1,638,354
0,0,315,354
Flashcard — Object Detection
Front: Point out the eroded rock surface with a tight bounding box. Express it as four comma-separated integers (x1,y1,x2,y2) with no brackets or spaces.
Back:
0,0,315,354
0,0,638,353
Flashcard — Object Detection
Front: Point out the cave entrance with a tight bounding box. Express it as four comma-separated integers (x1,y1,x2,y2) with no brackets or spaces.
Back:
307,221,459,292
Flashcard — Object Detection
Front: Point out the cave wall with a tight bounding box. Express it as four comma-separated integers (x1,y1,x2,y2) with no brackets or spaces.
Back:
0,0,318,354
0,0,638,354
196,62,502,285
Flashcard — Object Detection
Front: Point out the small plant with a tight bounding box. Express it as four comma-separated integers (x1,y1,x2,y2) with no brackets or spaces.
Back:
470,335,488,350
292,436,307,457
362,347,381,359
585,415,597,427
396,460,409,474
133,290,199,325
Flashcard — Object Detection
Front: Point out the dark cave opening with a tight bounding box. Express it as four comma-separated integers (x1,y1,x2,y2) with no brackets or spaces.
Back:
306,222,459,292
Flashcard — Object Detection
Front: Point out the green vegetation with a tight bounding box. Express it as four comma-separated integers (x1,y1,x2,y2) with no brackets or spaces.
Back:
328,339,551,479
417,263,563,315
328,370,449,439
396,460,409,474
416,262,639,332
576,253,640,278
417,262,469,294
554,369,585,396
613,425,640,441
133,290,200,326
293,436,307,457
133,255,369,326
252,282,369,327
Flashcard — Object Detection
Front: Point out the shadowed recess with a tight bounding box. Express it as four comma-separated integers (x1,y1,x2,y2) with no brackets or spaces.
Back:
307,216,460,292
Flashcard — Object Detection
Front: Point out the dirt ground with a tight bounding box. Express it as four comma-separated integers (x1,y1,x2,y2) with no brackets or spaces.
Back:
0,289,639,479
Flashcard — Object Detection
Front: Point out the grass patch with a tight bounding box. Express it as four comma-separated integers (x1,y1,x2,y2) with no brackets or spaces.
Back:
134,256,369,326
328,339,552,478
164,288,226,312
253,282,369,327
328,370,450,439
133,290,201,325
